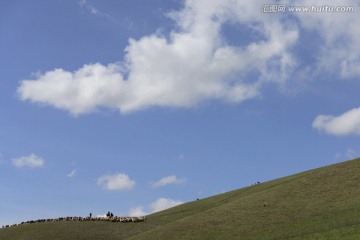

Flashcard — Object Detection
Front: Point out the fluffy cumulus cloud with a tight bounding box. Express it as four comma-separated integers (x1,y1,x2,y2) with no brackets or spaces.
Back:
17,0,360,116
12,154,44,168
313,107,360,136
151,175,186,188
17,0,301,115
97,173,135,191
128,198,184,216
18,64,126,115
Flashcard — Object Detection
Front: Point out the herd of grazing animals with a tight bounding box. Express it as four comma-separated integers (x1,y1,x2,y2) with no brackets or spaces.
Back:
1,215,146,229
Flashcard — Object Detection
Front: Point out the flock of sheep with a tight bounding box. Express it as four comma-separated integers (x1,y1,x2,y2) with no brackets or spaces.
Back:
1,215,146,229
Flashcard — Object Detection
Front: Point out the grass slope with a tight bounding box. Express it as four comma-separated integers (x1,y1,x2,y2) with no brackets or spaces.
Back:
2,158,360,240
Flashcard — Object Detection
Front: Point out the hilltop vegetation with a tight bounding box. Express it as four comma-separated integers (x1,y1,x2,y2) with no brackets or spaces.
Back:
1,158,360,239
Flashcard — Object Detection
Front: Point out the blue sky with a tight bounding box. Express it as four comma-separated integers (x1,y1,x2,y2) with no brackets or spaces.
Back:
1,0,360,226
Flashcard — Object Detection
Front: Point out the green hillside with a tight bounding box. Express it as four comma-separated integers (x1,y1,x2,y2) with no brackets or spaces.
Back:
2,158,360,240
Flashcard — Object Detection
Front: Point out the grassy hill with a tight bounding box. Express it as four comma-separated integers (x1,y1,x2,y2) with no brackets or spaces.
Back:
2,158,360,239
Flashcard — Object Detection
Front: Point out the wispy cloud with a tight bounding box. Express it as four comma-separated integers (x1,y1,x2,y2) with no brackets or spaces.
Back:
128,198,184,216
284,0,360,79
334,148,360,161
67,169,77,178
346,148,359,159
151,175,186,188
97,173,135,191
79,0,109,18
12,154,44,168
78,0,134,29
0,153,4,166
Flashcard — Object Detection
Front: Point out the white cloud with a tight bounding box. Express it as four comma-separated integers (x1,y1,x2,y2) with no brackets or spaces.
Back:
18,64,126,115
151,175,186,188
128,206,148,217
334,148,359,161
128,198,184,216
0,153,4,166
18,0,299,115
79,0,109,17
283,0,360,78
79,0,134,29
67,169,77,177
97,173,135,191
346,148,359,159
151,198,184,213
12,154,44,168
313,107,360,136
18,1,360,116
